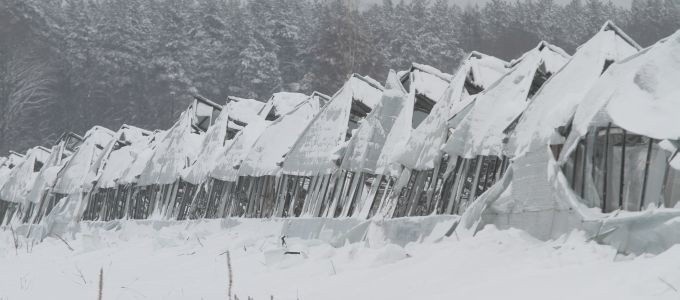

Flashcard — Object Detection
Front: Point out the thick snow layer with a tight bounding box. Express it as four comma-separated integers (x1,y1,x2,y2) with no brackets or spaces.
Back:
52,126,115,195
239,95,324,177
444,42,570,158
282,75,383,176
459,146,680,255
96,126,154,189
138,109,204,186
0,147,50,204
25,144,68,204
210,115,269,182
117,131,166,185
409,63,452,102
509,23,640,157
183,106,233,185
258,92,309,120
0,153,24,190
226,96,266,125
568,29,680,144
396,53,508,170
341,71,410,173
2,218,680,299
373,77,415,176
467,51,509,88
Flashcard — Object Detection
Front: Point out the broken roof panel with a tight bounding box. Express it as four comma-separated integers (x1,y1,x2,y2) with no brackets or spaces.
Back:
281,74,384,176
239,92,329,177
0,152,24,189
395,52,509,170
137,107,205,186
226,96,266,127
183,100,239,185
562,29,680,160
342,71,410,174
400,63,452,104
95,125,154,189
52,126,115,195
467,51,510,91
209,114,269,182
0,146,51,204
444,42,570,158
508,21,641,158
117,130,166,185
258,92,309,121
25,142,73,204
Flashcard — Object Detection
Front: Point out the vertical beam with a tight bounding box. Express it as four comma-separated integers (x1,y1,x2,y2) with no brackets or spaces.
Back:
273,175,288,217
619,129,627,210
424,159,442,214
661,152,675,208
399,170,418,217
309,174,329,218
453,159,471,214
222,181,237,217
482,157,497,194
443,157,462,214
580,133,589,199
377,168,411,219
342,172,363,217
317,172,338,218
639,138,654,211
356,174,382,219
351,173,367,217
300,175,320,216
406,170,427,216
602,123,611,212
325,171,347,218
287,176,301,217
467,156,485,204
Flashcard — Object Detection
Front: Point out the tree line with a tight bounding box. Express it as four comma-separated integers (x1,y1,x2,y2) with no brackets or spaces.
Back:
0,0,678,154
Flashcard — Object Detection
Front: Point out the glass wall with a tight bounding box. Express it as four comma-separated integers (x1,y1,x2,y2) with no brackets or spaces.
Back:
563,125,680,212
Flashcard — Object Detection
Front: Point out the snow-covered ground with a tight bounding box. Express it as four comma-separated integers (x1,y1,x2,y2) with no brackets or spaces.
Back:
1,218,679,300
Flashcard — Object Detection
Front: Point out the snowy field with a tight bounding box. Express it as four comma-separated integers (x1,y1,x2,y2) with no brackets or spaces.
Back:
1,218,679,300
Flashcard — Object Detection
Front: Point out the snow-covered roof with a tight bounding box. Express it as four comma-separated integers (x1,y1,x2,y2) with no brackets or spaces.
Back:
183,100,239,185
239,92,329,177
341,71,410,174
95,125,154,188
52,126,115,194
562,29,680,160
395,52,509,170
466,51,510,91
400,63,452,103
444,42,570,158
508,22,640,158
226,96,266,129
0,146,51,204
117,130,166,185
258,92,310,121
25,142,71,204
56,132,84,152
209,114,269,182
137,106,205,186
0,152,25,189
281,74,384,176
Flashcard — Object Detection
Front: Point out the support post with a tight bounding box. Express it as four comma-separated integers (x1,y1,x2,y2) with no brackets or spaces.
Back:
602,123,611,212
619,129,627,210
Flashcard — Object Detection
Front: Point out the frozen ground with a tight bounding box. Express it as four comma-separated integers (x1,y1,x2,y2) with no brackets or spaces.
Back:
0,218,679,300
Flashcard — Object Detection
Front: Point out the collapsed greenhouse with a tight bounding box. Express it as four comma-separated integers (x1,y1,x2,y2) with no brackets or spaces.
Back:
1,21,679,254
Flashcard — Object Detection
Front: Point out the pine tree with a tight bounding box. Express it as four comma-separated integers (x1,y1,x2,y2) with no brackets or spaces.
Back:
234,33,282,99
